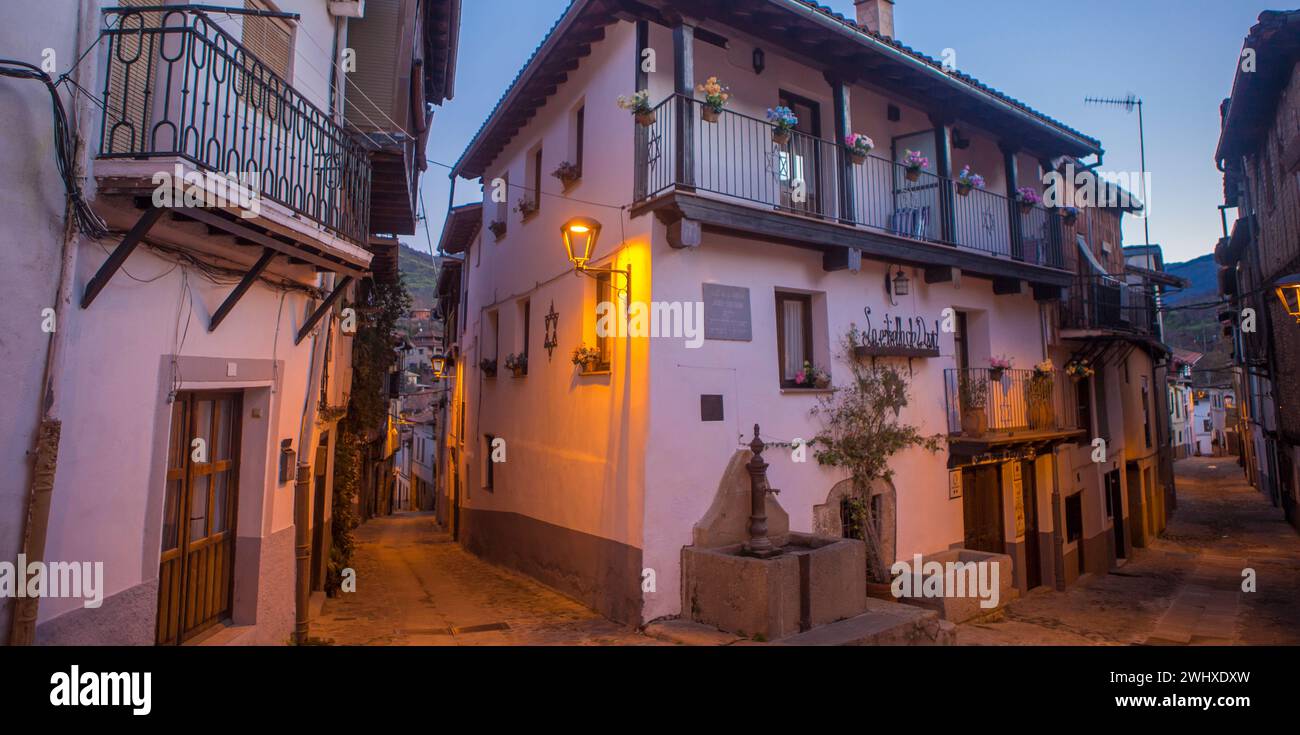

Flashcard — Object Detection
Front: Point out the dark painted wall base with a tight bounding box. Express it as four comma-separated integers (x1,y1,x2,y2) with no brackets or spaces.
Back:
459,508,643,625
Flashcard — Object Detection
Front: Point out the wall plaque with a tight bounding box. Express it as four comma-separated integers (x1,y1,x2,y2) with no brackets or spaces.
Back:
702,283,752,342
701,394,724,422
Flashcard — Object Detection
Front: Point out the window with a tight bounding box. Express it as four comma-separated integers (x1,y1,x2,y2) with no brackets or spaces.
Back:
953,310,970,371
1065,492,1083,543
523,146,543,216
521,299,531,366
573,104,586,176
485,310,499,366
483,434,495,490
775,291,813,387
594,272,612,370
1141,377,1152,449
242,0,293,82
1075,378,1093,438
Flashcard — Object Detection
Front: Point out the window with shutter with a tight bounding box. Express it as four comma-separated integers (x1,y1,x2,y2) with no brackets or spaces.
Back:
104,0,159,154
242,0,293,82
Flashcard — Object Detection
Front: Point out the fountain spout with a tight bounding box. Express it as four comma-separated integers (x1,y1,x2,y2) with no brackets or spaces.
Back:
743,424,781,558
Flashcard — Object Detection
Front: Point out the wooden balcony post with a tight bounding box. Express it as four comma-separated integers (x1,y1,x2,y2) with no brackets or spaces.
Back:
1001,142,1024,261
673,22,695,188
1040,157,1064,267
633,20,649,201
830,76,855,223
931,112,956,244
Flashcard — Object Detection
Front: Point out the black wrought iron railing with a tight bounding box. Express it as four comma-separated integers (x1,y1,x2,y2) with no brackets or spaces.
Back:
97,7,371,243
1060,275,1159,335
636,94,1065,270
943,367,1081,436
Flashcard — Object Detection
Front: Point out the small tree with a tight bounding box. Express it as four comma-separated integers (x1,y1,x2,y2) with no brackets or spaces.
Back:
811,330,941,582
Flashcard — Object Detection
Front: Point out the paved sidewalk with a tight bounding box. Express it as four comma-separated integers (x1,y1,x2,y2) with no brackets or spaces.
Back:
312,512,662,646
958,457,1300,645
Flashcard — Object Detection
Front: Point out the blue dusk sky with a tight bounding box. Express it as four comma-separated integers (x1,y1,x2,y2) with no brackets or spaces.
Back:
413,0,1272,265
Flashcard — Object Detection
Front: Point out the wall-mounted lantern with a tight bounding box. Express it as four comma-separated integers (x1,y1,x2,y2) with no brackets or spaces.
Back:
885,266,910,305
1275,273,1300,323
752,48,766,75
432,354,447,378
561,216,631,296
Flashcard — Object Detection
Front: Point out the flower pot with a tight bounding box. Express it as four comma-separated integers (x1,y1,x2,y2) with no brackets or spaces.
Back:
510,366,526,378
961,409,987,438
1028,401,1053,430
1019,202,1034,215
989,367,1005,382
957,183,972,197
849,151,867,165
635,110,656,127
772,129,791,146
905,168,921,183
701,106,721,123
1062,213,1078,226
814,376,831,389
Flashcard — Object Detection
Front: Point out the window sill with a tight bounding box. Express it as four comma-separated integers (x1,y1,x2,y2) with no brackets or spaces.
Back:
579,369,611,376
780,387,833,395
520,209,540,224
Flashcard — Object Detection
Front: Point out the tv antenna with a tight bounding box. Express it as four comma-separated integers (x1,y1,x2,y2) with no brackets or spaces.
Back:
1085,93,1149,246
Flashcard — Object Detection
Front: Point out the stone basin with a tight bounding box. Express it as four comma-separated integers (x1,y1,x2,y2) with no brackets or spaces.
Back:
681,532,866,640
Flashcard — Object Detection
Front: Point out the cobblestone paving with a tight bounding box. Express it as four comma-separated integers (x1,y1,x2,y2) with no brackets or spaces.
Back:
312,511,663,645
957,457,1300,645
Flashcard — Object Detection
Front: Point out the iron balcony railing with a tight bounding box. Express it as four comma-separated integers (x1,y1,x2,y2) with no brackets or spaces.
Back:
1060,274,1159,336
636,94,1065,269
97,6,371,243
943,367,1081,437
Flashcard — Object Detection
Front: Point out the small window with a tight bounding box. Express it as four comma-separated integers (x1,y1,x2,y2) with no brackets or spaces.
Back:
521,299,531,365
524,146,543,215
594,272,612,370
493,173,509,236
775,291,813,387
485,310,499,364
483,434,496,490
574,105,586,176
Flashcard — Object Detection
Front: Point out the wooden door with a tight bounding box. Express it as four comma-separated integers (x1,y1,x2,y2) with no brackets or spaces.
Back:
1106,470,1125,560
1020,461,1041,589
156,392,241,645
962,465,1004,553
778,90,822,216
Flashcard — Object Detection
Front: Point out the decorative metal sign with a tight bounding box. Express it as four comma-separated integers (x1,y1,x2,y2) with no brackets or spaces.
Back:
852,307,940,358
543,301,559,360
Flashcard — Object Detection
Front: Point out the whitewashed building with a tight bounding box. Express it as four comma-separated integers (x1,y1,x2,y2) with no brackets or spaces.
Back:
1,0,459,644
437,0,1172,625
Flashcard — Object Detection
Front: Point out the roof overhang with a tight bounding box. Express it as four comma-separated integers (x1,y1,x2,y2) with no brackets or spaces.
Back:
1216,10,1300,162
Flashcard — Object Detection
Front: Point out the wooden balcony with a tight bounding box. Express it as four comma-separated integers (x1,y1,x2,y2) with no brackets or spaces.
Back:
943,367,1085,449
1059,275,1160,339
632,95,1069,288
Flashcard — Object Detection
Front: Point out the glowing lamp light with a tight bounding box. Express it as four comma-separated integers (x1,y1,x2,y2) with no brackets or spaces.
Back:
561,216,602,269
1276,273,1300,324
432,354,447,377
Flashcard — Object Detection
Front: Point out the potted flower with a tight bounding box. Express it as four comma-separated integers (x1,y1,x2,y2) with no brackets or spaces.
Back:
1016,186,1042,214
551,161,581,189
956,165,985,196
1065,358,1094,380
958,372,989,437
504,352,528,378
488,220,507,240
988,355,1012,382
572,343,601,372
1060,205,1080,225
1026,359,1054,429
845,133,874,165
617,90,655,127
794,360,831,389
695,76,729,123
479,357,498,378
903,149,929,182
766,106,798,146
514,197,538,220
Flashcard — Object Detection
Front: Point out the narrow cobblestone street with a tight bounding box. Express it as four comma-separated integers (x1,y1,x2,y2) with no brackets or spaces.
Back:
958,457,1300,645
312,512,661,645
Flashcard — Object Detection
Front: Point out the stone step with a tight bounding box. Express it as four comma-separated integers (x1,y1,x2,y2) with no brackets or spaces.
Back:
775,598,957,646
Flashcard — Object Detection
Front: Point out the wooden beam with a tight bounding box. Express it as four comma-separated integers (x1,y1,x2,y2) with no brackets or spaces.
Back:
673,22,696,187
208,248,277,332
924,266,958,284
295,276,354,345
178,207,366,276
667,217,702,249
81,205,165,309
993,277,1024,295
1032,284,1062,302
823,246,861,273
830,76,855,225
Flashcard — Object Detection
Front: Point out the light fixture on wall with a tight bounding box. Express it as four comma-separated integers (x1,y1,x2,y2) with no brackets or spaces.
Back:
752,47,766,75
561,216,631,295
432,354,447,378
885,266,910,305
1275,273,1300,323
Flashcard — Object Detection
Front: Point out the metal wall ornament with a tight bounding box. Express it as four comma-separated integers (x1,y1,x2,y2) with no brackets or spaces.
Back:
852,307,940,359
543,301,559,359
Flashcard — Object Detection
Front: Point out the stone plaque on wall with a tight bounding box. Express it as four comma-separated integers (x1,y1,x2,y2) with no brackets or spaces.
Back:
702,283,752,342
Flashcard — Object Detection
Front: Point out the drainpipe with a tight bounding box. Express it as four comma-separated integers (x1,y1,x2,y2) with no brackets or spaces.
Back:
9,0,98,646
293,273,337,644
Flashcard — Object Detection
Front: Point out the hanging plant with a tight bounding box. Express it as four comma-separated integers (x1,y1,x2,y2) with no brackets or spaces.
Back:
1017,186,1042,214
572,343,601,371
488,220,507,239
695,76,730,122
1060,205,1080,225
845,132,874,164
766,106,798,145
504,352,528,377
551,161,581,188
903,149,929,182
617,90,655,126
480,357,498,377
956,165,986,196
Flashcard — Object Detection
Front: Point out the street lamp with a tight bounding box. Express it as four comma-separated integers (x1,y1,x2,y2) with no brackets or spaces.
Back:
1275,273,1300,324
560,216,631,295
432,354,447,378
